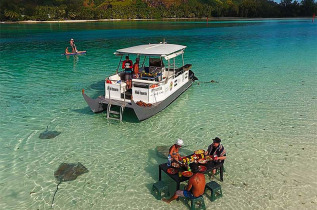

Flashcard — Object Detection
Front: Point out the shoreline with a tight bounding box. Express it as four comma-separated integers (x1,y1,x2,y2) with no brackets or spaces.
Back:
1,17,312,24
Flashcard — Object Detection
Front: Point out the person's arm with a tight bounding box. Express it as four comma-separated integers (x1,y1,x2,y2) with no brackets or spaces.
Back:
214,147,226,160
186,179,193,191
122,61,126,69
205,145,211,155
214,156,226,161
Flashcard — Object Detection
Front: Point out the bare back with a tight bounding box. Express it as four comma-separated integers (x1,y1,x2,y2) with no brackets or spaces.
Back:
187,173,205,197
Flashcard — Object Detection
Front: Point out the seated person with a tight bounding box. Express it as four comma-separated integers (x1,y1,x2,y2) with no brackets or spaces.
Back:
168,139,183,162
133,58,140,79
205,137,226,175
163,163,205,203
122,56,133,89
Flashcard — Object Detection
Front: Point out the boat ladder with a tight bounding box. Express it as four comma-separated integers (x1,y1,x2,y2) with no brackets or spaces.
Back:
106,104,125,122
106,84,126,122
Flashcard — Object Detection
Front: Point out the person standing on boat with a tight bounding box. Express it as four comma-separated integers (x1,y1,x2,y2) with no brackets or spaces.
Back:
205,137,226,175
70,38,78,53
162,163,205,203
169,139,184,162
133,57,140,79
122,56,133,89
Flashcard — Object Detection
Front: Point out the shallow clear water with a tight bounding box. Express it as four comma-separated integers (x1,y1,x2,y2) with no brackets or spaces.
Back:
0,19,316,209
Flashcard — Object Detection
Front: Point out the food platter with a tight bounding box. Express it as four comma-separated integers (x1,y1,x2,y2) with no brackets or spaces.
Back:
182,171,193,177
194,150,205,155
167,168,178,175
205,155,212,161
171,162,180,168
198,159,207,164
192,154,199,158
198,165,207,172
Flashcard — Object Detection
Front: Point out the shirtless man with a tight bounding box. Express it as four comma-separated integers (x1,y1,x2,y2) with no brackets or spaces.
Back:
169,139,183,162
133,58,140,78
162,164,205,203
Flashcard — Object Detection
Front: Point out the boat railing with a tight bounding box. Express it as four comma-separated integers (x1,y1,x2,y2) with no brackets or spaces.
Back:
167,64,192,78
105,83,121,99
105,72,127,100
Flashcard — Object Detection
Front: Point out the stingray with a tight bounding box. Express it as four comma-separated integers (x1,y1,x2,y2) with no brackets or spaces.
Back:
39,126,61,139
51,162,89,208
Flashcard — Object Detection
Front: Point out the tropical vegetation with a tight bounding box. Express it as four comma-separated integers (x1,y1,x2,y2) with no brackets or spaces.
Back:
0,0,316,21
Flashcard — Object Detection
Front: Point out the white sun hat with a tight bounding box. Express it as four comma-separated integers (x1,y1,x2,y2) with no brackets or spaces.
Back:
176,139,184,146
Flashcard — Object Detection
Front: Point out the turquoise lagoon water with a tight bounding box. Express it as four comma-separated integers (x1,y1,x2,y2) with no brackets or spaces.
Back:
0,19,316,209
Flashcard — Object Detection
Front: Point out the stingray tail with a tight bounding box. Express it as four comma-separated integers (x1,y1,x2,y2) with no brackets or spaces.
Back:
51,180,62,208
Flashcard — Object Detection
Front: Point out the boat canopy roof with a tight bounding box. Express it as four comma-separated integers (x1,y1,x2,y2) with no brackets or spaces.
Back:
114,43,186,60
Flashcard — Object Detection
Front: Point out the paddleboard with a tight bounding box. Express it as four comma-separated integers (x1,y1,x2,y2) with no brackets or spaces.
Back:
62,51,86,55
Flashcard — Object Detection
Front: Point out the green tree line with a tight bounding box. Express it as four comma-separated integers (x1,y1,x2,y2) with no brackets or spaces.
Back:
0,0,316,21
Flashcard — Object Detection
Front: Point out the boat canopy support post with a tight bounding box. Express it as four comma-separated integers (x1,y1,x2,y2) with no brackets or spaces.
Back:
173,57,176,78
166,59,170,83
142,56,146,68
116,55,123,74
182,52,184,67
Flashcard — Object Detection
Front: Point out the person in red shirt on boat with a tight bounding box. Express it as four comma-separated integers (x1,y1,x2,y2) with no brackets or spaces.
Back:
163,163,205,203
169,139,184,162
133,57,140,79
122,56,133,89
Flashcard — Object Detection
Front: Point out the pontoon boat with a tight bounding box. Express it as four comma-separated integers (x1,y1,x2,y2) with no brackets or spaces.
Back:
82,42,197,121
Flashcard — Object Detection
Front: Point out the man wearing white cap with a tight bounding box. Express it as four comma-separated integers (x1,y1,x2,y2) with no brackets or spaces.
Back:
168,139,184,162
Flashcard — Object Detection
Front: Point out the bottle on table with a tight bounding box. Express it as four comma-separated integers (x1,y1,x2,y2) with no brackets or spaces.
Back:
188,163,191,171
167,155,172,167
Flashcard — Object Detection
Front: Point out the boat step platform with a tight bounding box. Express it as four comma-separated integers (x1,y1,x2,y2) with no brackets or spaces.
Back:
109,110,120,115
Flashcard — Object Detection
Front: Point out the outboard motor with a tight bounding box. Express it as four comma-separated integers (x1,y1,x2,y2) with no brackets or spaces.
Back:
189,70,198,81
